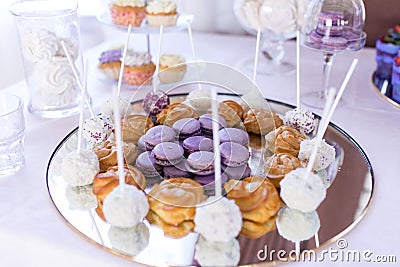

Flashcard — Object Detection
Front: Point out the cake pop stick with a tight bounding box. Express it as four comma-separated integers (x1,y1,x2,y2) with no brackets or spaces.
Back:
61,41,95,118
187,21,202,90
296,31,301,108
295,241,300,258
113,86,126,186
76,62,87,153
252,27,261,85
153,25,164,93
210,87,222,197
117,24,133,96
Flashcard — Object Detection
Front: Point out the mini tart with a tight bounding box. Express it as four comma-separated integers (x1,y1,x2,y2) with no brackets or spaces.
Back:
110,4,146,27
156,103,199,127
121,114,154,144
264,153,301,188
218,100,245,128
92,165,146,221
98,61,121,80
93,140,139,172
146,210,194,238
266,125,306,157
146,10,178,27
147,177,207,226
243,109,283,135
240,216,277,239
123,62,156,86
159,62,186,84
224,177,280,223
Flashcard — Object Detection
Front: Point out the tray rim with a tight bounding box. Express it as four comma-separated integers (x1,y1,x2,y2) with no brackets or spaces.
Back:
46,94,375,267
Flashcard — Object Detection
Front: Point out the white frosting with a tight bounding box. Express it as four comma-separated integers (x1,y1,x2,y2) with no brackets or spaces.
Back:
82,115,113,145
103,184,149,227
259,0,298,35
280,168,326,212
160,54,185,67
187,89,212,111
146,0,177,14
283,107,316,135
65,185,97,210
61,150,100,186
194,196,242,242
100,97,132,122
56,37,79,60
124,51,151,66
21,29,59,62
113,0,145,7
195,236,240,267
108,223,150,256
276,207,320,242
298,138,336,171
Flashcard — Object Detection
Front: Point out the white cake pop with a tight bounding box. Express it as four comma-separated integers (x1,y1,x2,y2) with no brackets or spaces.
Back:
187,88,212,111
82,115,113,145
108,223,150,256
61,150,99,186
298,138,336,171
65,185,97,210
280,168,326,212
103,184,149,228
276,207,320,242
283,107,316,135
101,97,132,122
316,169,331,189
194,236,240,267
194,196,242,242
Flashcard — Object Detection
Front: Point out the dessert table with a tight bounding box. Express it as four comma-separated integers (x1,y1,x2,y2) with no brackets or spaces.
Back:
1,31,399,266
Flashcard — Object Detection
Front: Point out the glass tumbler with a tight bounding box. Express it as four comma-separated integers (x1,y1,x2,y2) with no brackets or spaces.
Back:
10,0,83,118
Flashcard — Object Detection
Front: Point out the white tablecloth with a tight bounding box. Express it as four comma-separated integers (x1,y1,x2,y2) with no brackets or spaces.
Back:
1,31,399,266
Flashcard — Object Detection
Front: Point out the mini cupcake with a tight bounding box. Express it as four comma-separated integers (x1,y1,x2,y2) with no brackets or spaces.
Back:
98,49,122,80
123,51,156,86
146,0,178,27
110,0,146,26
158,54,186,84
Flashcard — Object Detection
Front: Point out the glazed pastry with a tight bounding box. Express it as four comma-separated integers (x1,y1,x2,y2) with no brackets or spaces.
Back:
241,216,277,239
224,177,280,224
243,109,283,135
61,150,99,186
109,0,146,26
283,107,316,135
194,236,240,267
92,140,139,172
265,125,306,157
121,114,154,144
156,103,198,127
82,115,113,146
158,54,186,84
93,165,146,220
264,153,301,188
146,210,195,238
194,196,242,242
298,138,336,171
218,100,245,128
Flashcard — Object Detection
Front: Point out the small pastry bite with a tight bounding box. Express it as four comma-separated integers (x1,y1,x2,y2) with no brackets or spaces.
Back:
219,128,249,146
109,0,146,27
241,216,277,239
65,185,97,210
219,142,250,167
276,207,320,242
182,136,213,155
152,142,184,166
218,100,245,128
92,140,139,172
265,125,306,157
101,96,132,122
61,150,100,186
145,0,178,27
187,151,215,176
123,51,156,86
198,114,227,138
135,151,163,178
280,168,326,212
158,54,186,84
194,236,240,267
142,90,170,117
82,115,113,146
156,103,198,127
264,153,301,188
121,114,154,144
108,223,150,256
98,49,122,80
146,210,195,238
243,109,283,135
298,138,336,171
187,89,212,112
103,184,149,228
283,107,316,135
221,163,251,180
194,196,242,242
224,177,280,224
172,118,201,140
143,125,175,150
93,165,146,220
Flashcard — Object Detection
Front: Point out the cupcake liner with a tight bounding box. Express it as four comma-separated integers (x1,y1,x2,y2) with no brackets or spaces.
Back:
158,67,186,84
110,5,146,27
99,62,121,80
146,13,178,27
123,68,154,86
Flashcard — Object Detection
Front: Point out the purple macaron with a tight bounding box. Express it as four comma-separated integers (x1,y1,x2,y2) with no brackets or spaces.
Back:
152,142,184,166
172,118,201,140
135,151,163,177
199,114,227,138
219,128,249,146
186,151,215,176
182,136,213,155
194,173,228,193
163,159,192,178
222,163,251,180
137,135,146,152
219,142,250,167
144,125,175,151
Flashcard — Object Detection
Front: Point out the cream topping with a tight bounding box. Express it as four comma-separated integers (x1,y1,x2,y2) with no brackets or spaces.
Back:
146,0,177,14
160,54,185,67
113,0,145,7
124,51,151,66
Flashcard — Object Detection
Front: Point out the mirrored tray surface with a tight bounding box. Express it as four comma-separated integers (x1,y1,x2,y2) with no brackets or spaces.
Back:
46,94,374,266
